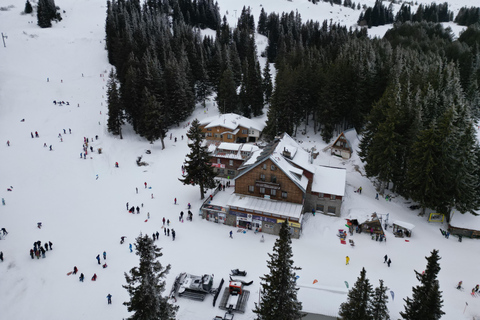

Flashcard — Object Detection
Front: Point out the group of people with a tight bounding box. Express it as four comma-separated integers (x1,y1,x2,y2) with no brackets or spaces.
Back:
96,251,108,268
457,281,480,296
52,100,70,106
29,241,53,259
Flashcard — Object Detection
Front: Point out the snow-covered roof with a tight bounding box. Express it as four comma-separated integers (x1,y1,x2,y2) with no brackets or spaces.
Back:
276,133,315,173
217,142,241,152
269,153,309,192
393,220,415,230
227,194,304,220
297,284,347,317
240,144,259,153
199,113,265,132
449,211,480,230
312,165,346,196
346,209,378,224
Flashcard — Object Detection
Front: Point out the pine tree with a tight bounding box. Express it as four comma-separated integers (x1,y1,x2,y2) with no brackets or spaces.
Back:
371,280,390,320
24,0,33,14
179,119,216,199
400,249,444,320
216,67,238,114
141,88,167,148
253,221,303,320
37,0,61,28
338,267,373,320
106,69,124,139
262,62,273,105
123,234,178,320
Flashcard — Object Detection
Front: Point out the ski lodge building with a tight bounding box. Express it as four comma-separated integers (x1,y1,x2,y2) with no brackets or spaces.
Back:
199,113,265,143
207,142,259,179
327,128,358,159
201,133,346,238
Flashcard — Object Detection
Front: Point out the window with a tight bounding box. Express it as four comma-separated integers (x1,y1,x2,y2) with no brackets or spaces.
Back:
316,204,324,212
248,186,254,192
227,170,235,175
207,133,212,137
262,164,267,170
271,165,276,171
214,134,219,138
270,189,276,196
242,129,248,134
281,191,288,199
260,174,266,181
318,193,324,198
207,128,212,131
218,169,224,174
227,134,232,139
271,175,277,183
217,158,221,164
229,160,233,166
259,187,265,194
328,206,336,214
330,195,336,200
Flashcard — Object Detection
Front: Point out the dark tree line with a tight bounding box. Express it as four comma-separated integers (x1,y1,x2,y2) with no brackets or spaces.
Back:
455,7,480,26
395,2,453,24
37,0,62,28
105,1,265,144
358,0,394,28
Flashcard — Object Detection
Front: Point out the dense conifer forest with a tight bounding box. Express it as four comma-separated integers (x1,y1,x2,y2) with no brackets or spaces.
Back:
105,0,480,220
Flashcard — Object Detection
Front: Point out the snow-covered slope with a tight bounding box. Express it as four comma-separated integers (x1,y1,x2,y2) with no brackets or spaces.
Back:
1,0,480,319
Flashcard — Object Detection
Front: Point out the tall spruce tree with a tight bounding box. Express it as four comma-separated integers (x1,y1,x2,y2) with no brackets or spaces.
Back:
106,69,124,139
338,267,373,320
371,280,390,320
400,249,444,320
123,234,178,320
141,88,167,148
253,220,303,320
179,119,216,199
37,0,61,28
24,0,33,14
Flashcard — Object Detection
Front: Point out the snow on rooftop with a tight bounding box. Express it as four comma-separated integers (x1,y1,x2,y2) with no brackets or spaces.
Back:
449,211,480,230
270,153,309,192
199,113,265,132
393,220,415,230
346,209,376,224
276,133,315,173
218,142,241,151
312,166,346,196
227,194,304,221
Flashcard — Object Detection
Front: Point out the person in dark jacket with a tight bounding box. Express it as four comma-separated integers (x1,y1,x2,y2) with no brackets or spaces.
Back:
79,273,84,282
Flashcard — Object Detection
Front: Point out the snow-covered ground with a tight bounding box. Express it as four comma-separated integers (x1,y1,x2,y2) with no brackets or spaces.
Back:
1,0,480,319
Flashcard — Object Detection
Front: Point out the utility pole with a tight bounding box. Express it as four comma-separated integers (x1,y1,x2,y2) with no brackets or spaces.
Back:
1,33,7,48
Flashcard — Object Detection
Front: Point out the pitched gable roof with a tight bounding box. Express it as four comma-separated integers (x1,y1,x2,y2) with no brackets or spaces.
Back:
199,113,266,132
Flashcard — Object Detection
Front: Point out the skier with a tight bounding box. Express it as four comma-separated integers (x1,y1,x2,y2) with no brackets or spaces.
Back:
41,247,46,258
147,212,150,219
136,206,140,214
346,256,350,265
103,251,106,260
172,229,176,241
1,198,4,205
229,230,233,238
120,236,126,244
91,274,97,281
6,140,10,146
49,145,52,151
167,219,170,226
164,228,166,235
115,162,119,168
152,233,156,240
129,243,133,253
156,231,159,239
162,217,165,226
387,258,392,267
96,254,101,264
107,294,112,304
174,198,177,204
457,281,463,290
73,266,78,275
126,202,129,210
49,241,53,250
0,251,3,262
188,203,191,209
167,228,170,236
102,263,107,268
135,187,138,193
144,182,147,189
30,249,34,259
179,211,184,221
475,284,480,293
384,255,388,263
79,273,84,282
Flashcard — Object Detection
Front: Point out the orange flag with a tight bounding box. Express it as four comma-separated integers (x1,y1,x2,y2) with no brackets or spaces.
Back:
313,279,318,284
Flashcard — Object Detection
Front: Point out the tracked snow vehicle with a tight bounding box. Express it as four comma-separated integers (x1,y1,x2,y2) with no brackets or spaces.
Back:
170,272,215,301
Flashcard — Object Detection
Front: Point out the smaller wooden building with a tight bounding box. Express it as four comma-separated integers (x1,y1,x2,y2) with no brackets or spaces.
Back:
448,211,480,238
329,128,358,159
392,220,415,237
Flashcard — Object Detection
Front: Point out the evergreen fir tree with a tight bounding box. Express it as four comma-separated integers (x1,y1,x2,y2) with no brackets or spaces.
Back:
123,234,178,320
24,0,33,14
216,67,238,114
338,267,373,320
371,280,390,320
400,249,444,320
106,69,124,139
253,220,303,320
262,62,273,105
179,119,216,199
37,0,61,28
141,88,167,149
